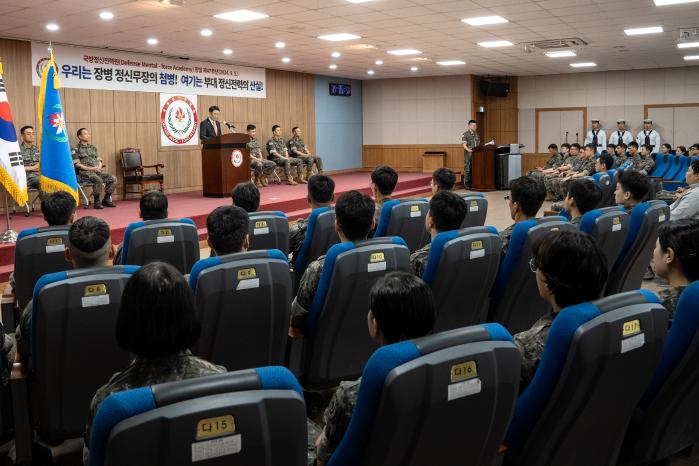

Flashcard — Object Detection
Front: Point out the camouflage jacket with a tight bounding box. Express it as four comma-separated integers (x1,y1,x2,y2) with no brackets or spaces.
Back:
657,285,686,323
574,157,596,176
499,223,515,256
461,130,480,149
374,197,392,226
514,312,556,389
266,137,288,158
289,217,309,264
247,137,264,159
316,378,361,463
20,142,40,166
410,242,431,278
544,153,564,170
288,137,309,155
635,156,655,175
290,255,326,330
72,143,102,169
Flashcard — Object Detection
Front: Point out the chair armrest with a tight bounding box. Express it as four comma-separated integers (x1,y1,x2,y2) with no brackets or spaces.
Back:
11,361,34,463
142,164,165,169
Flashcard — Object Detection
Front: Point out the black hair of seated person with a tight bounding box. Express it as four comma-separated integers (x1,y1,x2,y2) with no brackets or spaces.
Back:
690,159,699,176
247,124,256,132
532,231,608,309
371,165,398,195
40,190,76,225
509,175,546,217
617,143,628,151
68,216,112,268
561,143,571,150
429,190,467,232
231,182,260,213
139,190,168,220
628,141,639,150
548,143,558,151
618,170,651,202
206,205,249,255
658,219,699,282
566,179,602,216
116,262,201,358
571,143,581,151
369,271,435,344
432,167,456,191
335,190,375,242
308,174,335,204
598,153,614,170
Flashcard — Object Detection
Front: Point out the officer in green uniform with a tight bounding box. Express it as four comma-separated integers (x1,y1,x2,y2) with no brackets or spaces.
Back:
266,124,303,185
19,125,40,190
72,128,117,209
288,126,323,182
461,120,480,189
246,124,276,187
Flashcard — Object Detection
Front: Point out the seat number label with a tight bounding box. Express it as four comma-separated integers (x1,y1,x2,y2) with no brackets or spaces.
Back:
451,361,477,382
448,378,482,401
192,435,241,462
621,332,645,354
196,415,236,440
46,237,65,253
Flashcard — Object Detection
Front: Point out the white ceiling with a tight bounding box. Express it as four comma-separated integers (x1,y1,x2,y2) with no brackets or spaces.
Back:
1,0,699,80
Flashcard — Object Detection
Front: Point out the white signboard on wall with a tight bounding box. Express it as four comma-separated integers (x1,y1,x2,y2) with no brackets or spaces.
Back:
160,93,199,147
31,42,266,98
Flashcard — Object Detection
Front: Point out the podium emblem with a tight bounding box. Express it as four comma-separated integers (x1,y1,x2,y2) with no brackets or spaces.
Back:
231,149,243,167
160,95,198,145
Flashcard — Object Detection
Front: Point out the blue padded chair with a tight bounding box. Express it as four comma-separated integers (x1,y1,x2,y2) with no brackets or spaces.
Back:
13,226,72,310
118,218,200,274
11,266,138,463
327,324,520,466
489,217,577,334
659,155,689,192
648,153,671,179
605,200,669,295
504,290,667,466
299,237,410,387
188,250,291,371
87,367,308,466
461,195,488,228
578,206,629,275
620,282,699,465
293,206,339,280
421,226,501,331
248,211,290,255
594,168,618,208
373,199,430,252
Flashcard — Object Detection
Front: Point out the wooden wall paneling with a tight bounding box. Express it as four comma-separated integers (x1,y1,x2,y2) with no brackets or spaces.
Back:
113,91,136,123
64,88,92,122
521,154,552,174
89,122,118,184
114,123,138,156
0,39,35,132
363,144,464,171
136,122,160,163
89,90,115,123
136,92,158,123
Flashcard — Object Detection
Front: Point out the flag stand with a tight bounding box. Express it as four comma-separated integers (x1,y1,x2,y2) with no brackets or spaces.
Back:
1,188,17,243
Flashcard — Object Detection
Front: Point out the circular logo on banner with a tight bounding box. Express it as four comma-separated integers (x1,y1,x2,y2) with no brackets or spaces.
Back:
35,57,51,79
160,95,198,145
231,150,243,168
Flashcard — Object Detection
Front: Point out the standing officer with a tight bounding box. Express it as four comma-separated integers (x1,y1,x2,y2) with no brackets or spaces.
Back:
609,119,633,146
636,119,661,151
461,119,480,189
19,125,40,190
288,126,323,182
585,119,606,153
72,128,117,209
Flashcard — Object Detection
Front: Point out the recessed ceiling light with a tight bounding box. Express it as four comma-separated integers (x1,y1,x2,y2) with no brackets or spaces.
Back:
318,33,361,42
570,62,597,68
147,37,158,45
462,16,508,26
281,57,291,63
678,41,699,49
478,40,514,48
331,51,341,58
223,48,233,55
654,0,699,5
387,49,422,56
367,69,375,75
200,28,213,37
624,26,664,36
46,23,59,31
275,41,286,49
329,64,338,69
437,60,465,66
410,66,418,71
545,50,577,58
684,55,699,60
375,59,383,65
99,11,114,21
214,10,269,23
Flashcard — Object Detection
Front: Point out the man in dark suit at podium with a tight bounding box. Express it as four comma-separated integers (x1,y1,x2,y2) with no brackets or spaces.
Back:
200,105,223,141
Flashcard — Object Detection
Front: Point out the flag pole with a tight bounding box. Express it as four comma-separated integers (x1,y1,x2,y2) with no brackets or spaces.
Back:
1,187,17,243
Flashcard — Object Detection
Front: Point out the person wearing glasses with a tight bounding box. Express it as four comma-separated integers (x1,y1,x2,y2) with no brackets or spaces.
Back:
19,125,40,190
515,230,608,391
500,176,546,256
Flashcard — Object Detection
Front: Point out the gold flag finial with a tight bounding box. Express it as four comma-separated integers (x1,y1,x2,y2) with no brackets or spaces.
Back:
0,56,4,75
47,43,61,89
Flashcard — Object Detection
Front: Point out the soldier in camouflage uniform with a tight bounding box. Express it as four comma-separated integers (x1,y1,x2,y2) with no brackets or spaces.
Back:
614,143,630,168
289,175,335,264
528,144,563,179
73,128,117,209
500,176,546,257
409,191,467,277
552,144,597,200
461,120,480,189
636,144,656,175
543,144,581,198
657,285,686,322
267,125,303,185
289,191,375,337
288,126,323,183
370,166,398,230
514,311,555,388
19,125,41,190
313,272,435,465
246,124,276,187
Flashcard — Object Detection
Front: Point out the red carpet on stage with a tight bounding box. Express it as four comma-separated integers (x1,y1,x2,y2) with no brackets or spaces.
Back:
0,171,431,281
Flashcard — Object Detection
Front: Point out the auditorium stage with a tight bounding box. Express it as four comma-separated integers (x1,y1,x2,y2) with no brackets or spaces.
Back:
0,171,432,281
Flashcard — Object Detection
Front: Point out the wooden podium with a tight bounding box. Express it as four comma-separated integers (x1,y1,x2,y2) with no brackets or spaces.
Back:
201,133,251,197
471,145,496,192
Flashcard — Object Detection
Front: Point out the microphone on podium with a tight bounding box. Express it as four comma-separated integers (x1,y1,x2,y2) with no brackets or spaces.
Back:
223,121,236,130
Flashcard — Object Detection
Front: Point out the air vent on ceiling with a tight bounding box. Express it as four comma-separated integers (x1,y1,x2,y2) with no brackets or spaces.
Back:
521,38,588,53
678,28,699,41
